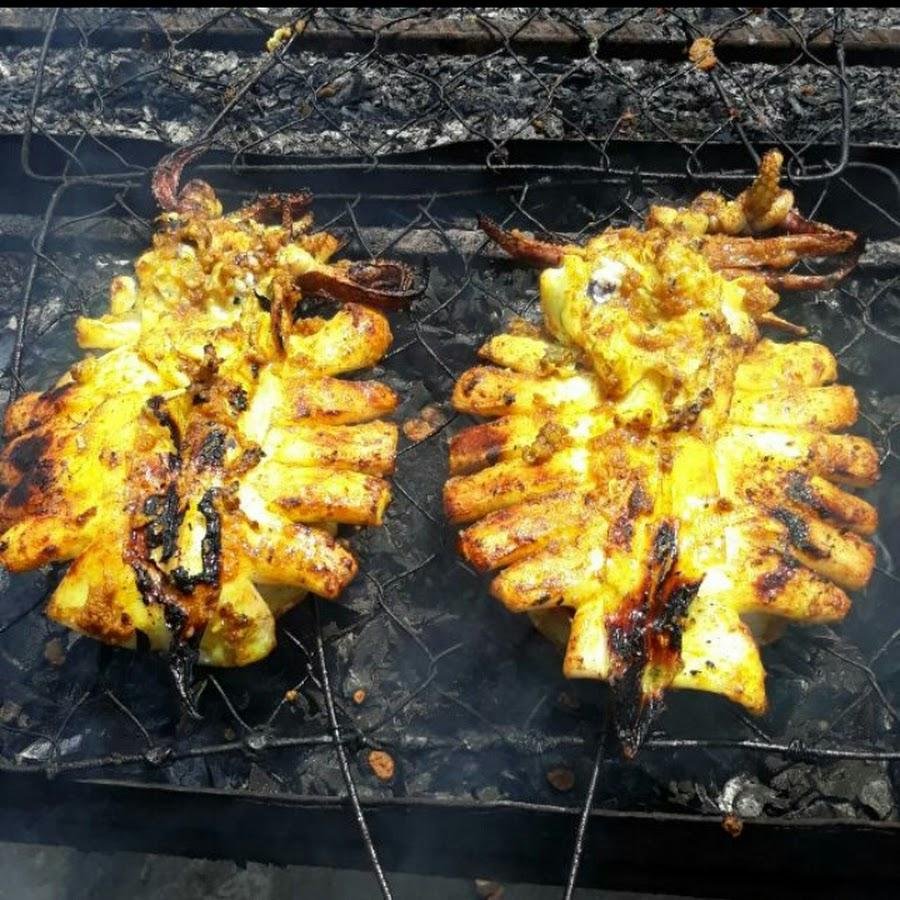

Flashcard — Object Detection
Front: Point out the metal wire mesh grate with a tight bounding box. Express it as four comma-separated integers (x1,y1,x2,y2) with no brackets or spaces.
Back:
0,8,899,897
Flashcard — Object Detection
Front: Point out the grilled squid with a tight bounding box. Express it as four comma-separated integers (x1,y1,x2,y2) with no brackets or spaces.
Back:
448,151,876,752
0,146,423,674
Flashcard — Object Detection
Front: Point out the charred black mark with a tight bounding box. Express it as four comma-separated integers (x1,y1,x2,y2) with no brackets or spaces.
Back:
132,546,200,717
611,484,654,550
8,433,50,473
755,553,799,600
75,506,97,527
154,215,184,235
254,291,271,313
128,497,209,721
785,471,831,518
669,386,713,430
170,489,221,592
132,561,189,636
228,386,248,414
587,269,620,304
652,581,701,655
605,519,702,755
627,483,653,517
769,506,828,559
460,374,478,398
5,458,54,509
232,445,264,476
144,485,183,562
608,513,634,549
613,667,663,758
167,640,201,720
198,490,221,585
199,344,220,380
609,606,647,662
295,295,338,321
651,519,677,567
147,396,182,461
196,427,227,470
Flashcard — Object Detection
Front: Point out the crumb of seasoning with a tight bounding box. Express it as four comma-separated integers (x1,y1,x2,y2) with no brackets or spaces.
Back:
43,638,65,668
546,767,575,792
722,813,744,838
688,36,717,72
223,727,236,742
402,404,448,442
367,749,395,782
284,689,298,703
475,879,505,899
352,689,367,705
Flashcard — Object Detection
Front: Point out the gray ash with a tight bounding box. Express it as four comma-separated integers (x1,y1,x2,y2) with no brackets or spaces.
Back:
2,8,900,161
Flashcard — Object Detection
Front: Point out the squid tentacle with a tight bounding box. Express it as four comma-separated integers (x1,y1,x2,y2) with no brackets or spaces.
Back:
151,146,424,310
296,259,426,310
478,216,573,269
151,143,212,213
239,192,315,229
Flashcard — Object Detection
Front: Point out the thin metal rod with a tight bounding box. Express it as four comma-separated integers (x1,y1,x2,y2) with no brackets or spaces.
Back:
563,718,609,900
314,599,393,900
8,182,65,398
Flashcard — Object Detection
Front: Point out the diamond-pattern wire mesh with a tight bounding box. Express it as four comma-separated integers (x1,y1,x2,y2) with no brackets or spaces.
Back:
0,7,899,895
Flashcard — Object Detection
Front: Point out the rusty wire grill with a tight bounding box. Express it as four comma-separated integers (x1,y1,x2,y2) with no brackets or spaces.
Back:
0,7,899,897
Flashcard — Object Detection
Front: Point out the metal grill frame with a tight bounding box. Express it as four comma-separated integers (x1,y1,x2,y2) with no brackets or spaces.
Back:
0,9,898,897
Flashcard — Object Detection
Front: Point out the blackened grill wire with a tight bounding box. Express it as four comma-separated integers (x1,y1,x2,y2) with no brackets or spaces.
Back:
315,599,393,900
0,8,898,896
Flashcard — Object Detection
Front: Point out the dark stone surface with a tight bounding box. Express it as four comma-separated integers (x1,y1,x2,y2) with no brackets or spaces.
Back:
0,841,705,900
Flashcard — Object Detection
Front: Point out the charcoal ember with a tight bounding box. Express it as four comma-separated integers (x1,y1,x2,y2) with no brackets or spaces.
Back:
859,777,895,820
761,633,874,742
404,766,434,796
0,699,21,724
801,800,859,819
247,762,282,794
161,755,216,789
770,764,816,800
811,761,893,816
295,746,349,796
717,774,778,819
